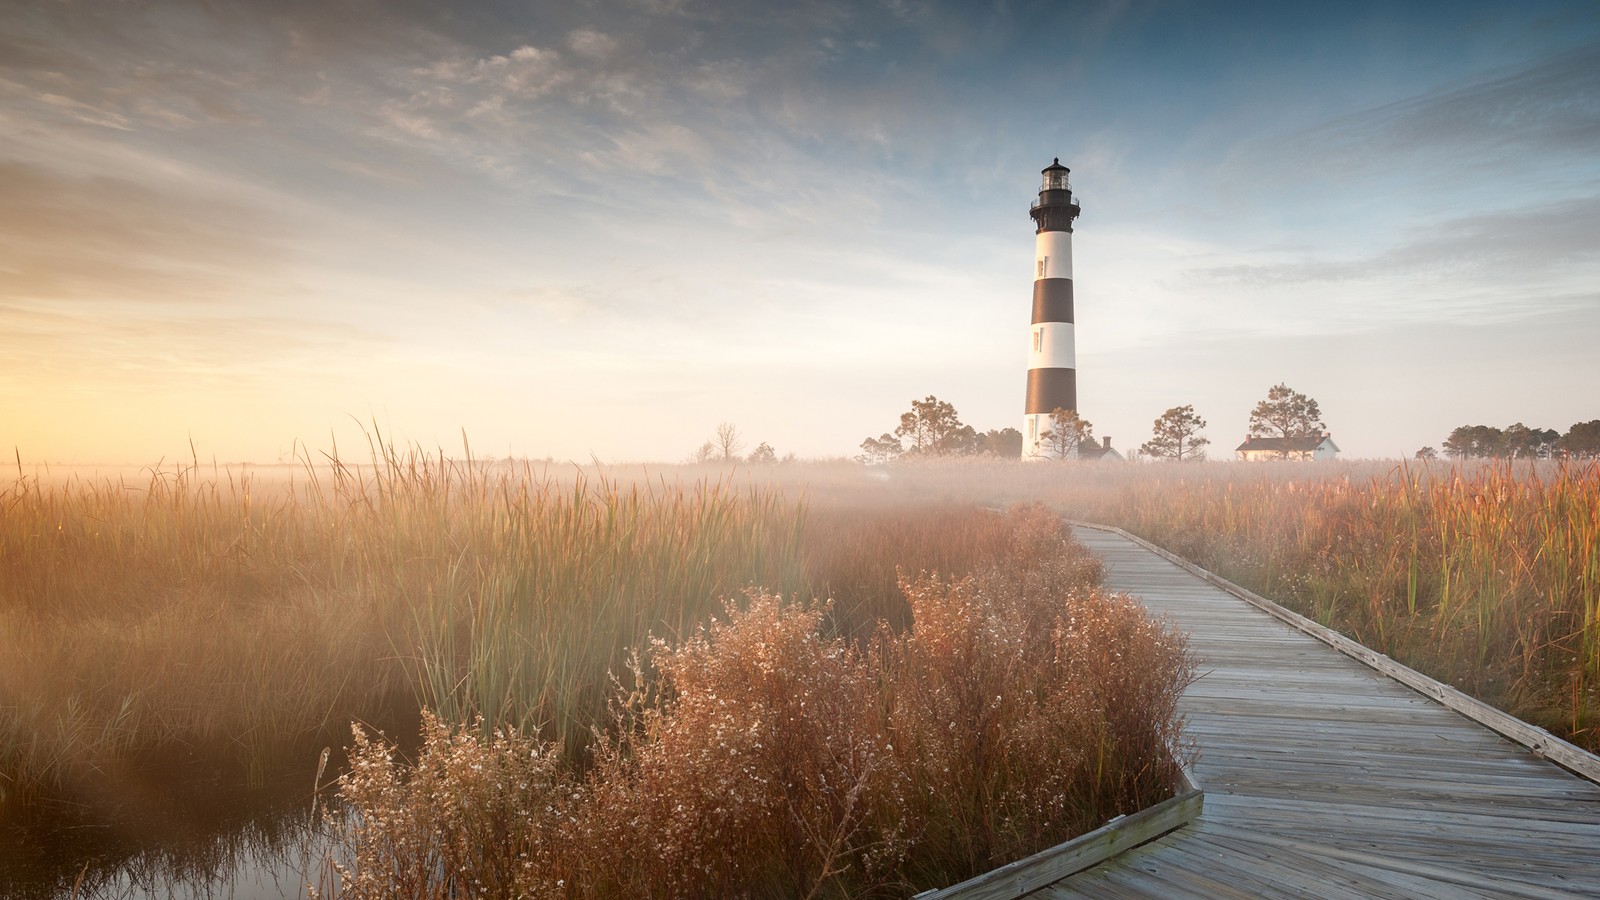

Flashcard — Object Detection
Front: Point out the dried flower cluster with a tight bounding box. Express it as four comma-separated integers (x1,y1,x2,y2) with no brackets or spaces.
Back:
331,713,577,898
326,505,1193,898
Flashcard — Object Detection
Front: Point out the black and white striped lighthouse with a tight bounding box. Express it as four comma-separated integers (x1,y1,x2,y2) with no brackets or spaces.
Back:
1022,158,1082,459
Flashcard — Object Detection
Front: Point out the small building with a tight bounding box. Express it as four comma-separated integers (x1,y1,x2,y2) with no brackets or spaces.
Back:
1236,433,1339,462
1080,436,1124,462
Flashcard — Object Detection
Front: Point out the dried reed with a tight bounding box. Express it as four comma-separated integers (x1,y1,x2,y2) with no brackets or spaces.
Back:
324,505,1194,897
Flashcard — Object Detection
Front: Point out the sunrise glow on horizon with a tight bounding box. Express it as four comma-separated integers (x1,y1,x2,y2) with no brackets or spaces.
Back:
4,1,1599,466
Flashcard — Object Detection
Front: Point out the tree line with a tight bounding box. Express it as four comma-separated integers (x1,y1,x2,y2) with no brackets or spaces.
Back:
1423,421,1600,460
706,392,1598,465
855,382,1328,463
857,396,1024,463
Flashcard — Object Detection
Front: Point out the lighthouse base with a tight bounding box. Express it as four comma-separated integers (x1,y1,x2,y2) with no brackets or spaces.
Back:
1022,413,1054,461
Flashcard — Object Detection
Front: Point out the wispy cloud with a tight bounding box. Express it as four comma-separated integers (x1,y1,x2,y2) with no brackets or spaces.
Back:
1228,44,1600,185
36,92,131,129
4,0,1597,461
566,29,619,60
1191,195,1600,290
0,161,289,305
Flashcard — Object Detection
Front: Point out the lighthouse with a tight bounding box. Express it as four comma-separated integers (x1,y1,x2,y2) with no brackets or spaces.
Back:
1022,158,1082,459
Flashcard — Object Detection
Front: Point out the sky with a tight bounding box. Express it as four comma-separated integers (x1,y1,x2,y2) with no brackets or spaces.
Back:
3,0,1598,465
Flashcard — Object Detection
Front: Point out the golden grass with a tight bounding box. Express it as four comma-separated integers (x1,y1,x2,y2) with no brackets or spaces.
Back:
0,443,812,804
27,445,1587,892
719,455,1600,749
665,455,1600,748
1,460,406,804
3,445,1198,893
8,448,1592,813
1093,460,1600,748
323,506,1193,898
0,446,1079,809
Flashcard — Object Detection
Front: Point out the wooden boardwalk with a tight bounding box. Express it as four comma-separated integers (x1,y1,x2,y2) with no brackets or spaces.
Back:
1041,527,1600,899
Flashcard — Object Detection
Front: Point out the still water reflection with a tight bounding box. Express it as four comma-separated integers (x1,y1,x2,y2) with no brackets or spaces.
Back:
3,748,347,899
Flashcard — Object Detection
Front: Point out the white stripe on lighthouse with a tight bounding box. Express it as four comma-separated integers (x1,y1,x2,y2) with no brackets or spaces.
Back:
1024,413,1055,448
1027,322,1076,369
1034,231,1073,280
1024,160,1080,461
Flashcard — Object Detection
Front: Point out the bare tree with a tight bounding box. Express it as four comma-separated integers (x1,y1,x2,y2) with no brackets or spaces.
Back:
714,422,745,460
1037,407,1092,460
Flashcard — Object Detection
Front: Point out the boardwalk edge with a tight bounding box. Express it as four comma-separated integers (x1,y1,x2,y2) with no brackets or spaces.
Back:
913,764,1203,899
1067,520,1600,787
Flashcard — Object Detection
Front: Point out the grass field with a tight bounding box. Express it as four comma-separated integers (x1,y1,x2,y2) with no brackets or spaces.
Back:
2,447,1192,897
1090,460,1600,750
778,455,1599,751
322,505,1191,897
10,448,1591,896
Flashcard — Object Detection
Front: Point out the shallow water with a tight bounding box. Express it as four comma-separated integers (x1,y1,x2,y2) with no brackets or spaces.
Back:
2,750,342,900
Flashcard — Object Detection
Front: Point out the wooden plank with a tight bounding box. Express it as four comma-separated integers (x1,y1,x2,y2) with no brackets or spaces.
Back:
1068,521,1600,785
1024,526,1600,898
914,782,1203,899
1182,825,1503,900
1206,827,1598,900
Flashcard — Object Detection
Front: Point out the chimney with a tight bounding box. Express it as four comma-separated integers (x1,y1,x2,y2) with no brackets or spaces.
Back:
1102,436,1111,450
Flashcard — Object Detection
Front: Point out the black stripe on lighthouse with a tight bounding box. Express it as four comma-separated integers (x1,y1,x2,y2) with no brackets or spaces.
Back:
1030,279,1074,329
1023,159,1082,459
1026,276,1075,415
1025,368,1077,414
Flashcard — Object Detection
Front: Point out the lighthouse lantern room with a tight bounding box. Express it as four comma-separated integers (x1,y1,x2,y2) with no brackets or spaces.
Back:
1022,158,1082,460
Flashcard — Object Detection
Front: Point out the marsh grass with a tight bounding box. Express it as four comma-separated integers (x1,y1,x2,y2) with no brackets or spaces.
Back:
8,448,1590,803
362,458,812,755
1095,460,1600,748
323,505,1193,898
0,443,815,809
726,455,1598,750
0,444,1052,819
30,446,1590,892
0,458,406,808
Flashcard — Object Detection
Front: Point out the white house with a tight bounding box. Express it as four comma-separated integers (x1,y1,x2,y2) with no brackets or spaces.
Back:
1235,433,1340,462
